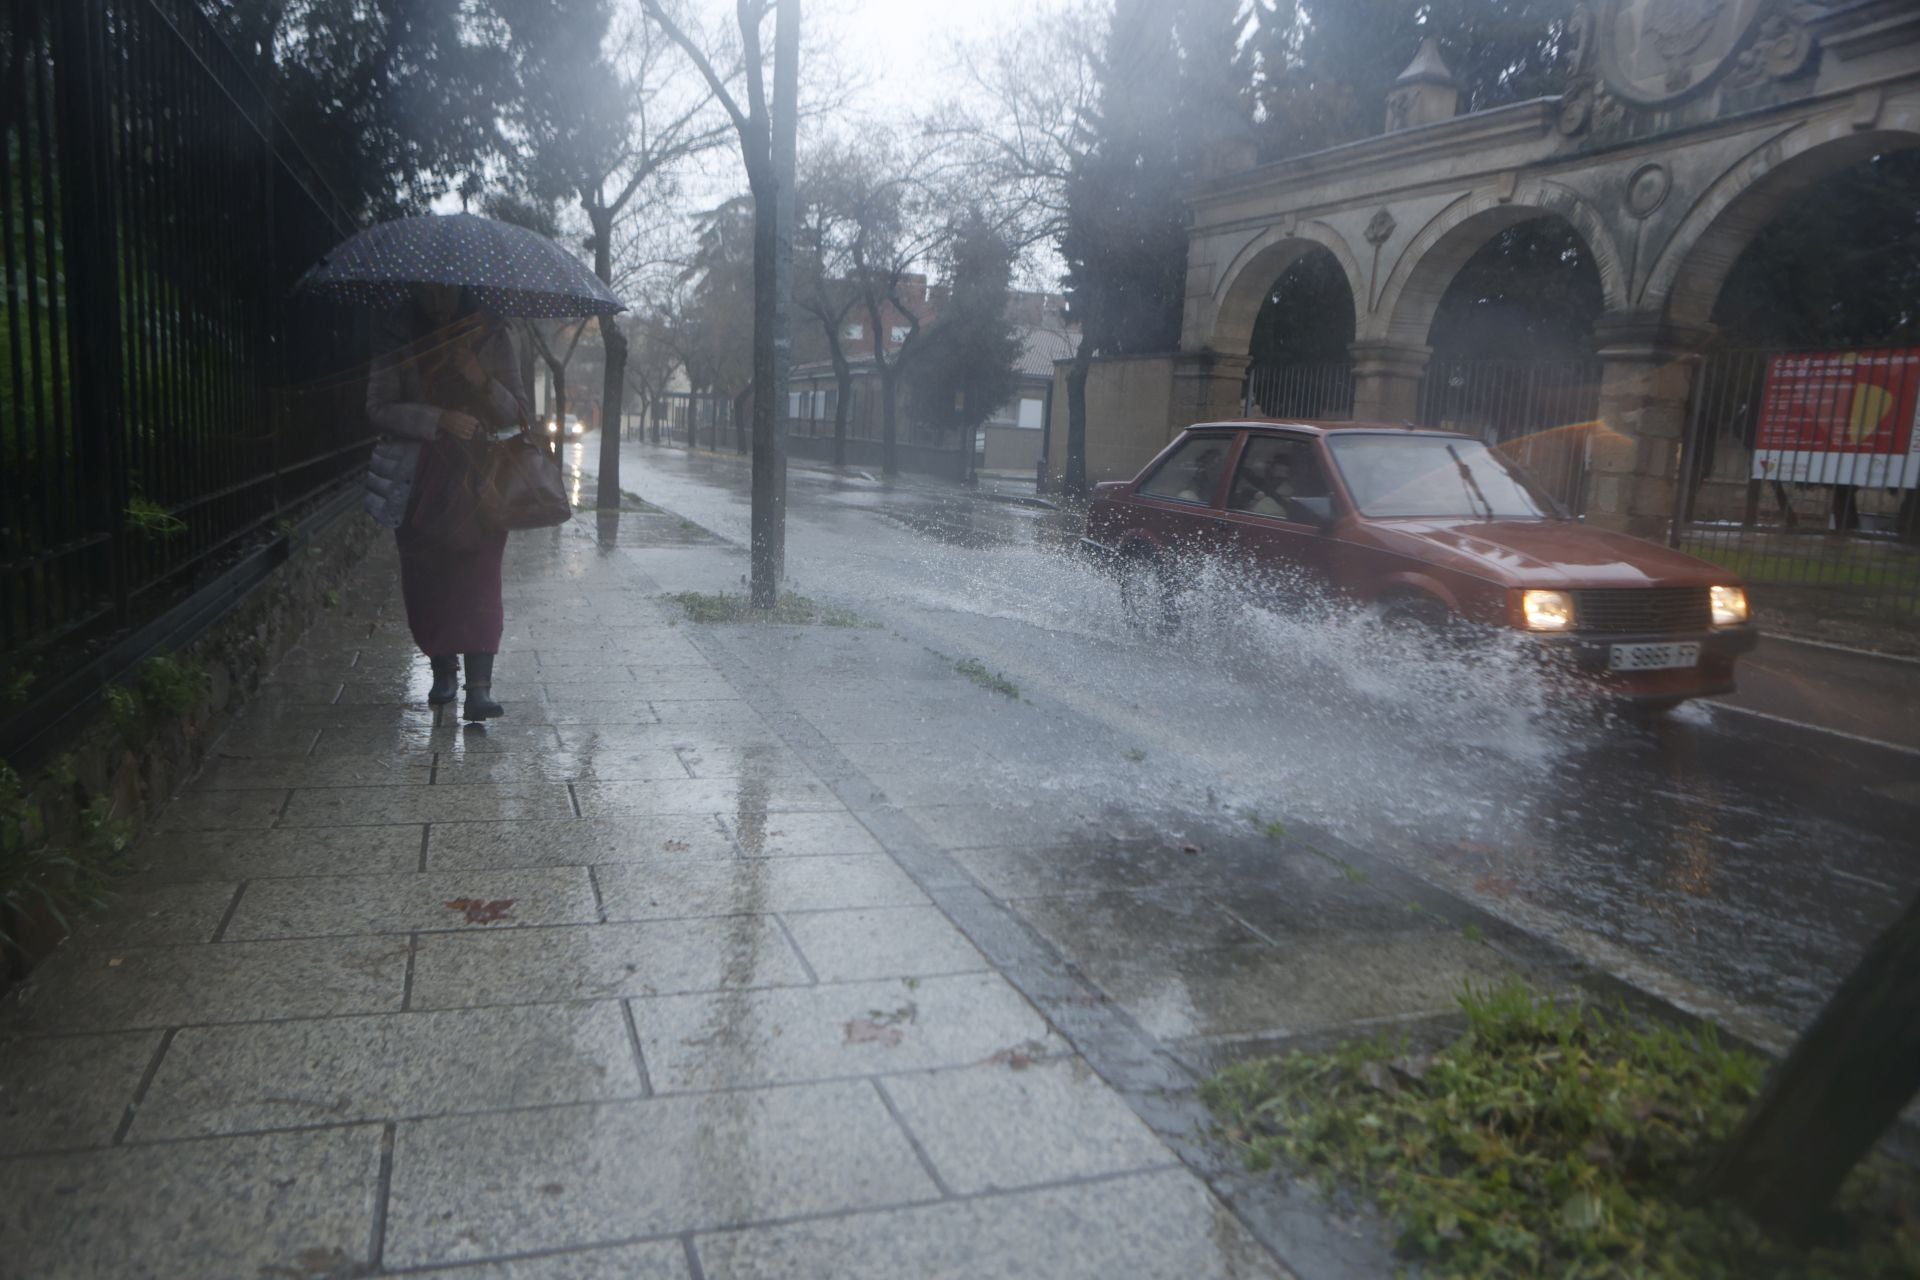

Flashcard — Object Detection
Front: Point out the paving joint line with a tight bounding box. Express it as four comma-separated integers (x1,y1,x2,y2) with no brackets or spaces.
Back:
681,1233,708,1280
400,932,419,1012
869,1076,956,1198
417,824,431,872
620,999,654,1097
208,883,248,944
369,1121,397,1272
767,913,819,984
111,1027,178,1146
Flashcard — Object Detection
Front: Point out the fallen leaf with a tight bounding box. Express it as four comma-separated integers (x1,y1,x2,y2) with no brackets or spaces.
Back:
663,839,689,852
1181,842,1201,856
1388,1053,1433,1085
982,1048,1036,1070
1471,874,1514,899
864,1002,918,1027
539,1182,565,1196
444,897,515,924
843,1018,904,1048
106,957,123,968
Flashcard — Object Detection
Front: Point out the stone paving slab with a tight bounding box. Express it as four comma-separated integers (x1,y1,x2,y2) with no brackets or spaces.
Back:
628,973,1062,1093
67,880,240,948
132,1003,639,1139
193,752,438,790
223,867,599,939
4,935,410,1033
0,1126,385,1277
716,809,885,857
778,906,992,983
427,816,737,869
382,1082,936,1268
594,854,927,920
281,782,578,827
878,1057,1175,1196
407,918,811,1010
692,1167,1288,1279
573,777,841,818
128,825,426,882
0,1030,161,1155
424,1242,693,1278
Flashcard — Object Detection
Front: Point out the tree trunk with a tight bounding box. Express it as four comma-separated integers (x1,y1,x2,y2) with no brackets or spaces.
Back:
1064,339,1093,497
597,321,628,509
880,365,900,477
829,343,852,469
1689,889,1920,1241
590,206,623,511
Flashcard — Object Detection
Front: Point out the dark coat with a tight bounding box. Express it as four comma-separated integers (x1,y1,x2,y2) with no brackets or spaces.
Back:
364,310,531,529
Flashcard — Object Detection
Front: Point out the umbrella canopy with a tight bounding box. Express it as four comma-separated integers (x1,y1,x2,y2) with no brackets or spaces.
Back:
295,212,625,318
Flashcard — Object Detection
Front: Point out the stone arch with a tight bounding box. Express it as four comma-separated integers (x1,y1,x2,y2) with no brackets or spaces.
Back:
1209,222,1365,357
1649,118,1920,330
1370,181,1629,348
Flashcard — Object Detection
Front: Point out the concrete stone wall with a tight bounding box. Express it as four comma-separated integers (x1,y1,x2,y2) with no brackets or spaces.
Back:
1045,355,1180,487
2,497,380,980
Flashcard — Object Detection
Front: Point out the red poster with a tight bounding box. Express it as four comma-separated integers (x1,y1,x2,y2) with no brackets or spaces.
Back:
1753,349,1920,488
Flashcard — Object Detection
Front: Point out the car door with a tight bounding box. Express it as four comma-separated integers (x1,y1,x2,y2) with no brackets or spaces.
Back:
1123,431,1239,568
1219,432,1338,606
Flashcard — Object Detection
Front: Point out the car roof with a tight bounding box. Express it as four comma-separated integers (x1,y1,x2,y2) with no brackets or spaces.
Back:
1184,419,1475,440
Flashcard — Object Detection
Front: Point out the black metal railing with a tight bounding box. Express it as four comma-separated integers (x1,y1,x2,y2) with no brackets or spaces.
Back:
1416,356,1602,515
1675,345,1920,609
1,0,364,707
1243,361,1354,421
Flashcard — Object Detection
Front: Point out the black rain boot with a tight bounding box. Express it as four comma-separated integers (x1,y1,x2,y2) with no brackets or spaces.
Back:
428,656,460,706
462,652,504,722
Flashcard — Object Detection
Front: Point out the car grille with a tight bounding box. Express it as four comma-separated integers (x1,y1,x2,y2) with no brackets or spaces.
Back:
1573,587,1710,635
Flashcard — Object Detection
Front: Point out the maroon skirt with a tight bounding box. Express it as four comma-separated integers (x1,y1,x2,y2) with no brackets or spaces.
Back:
396,442,507,657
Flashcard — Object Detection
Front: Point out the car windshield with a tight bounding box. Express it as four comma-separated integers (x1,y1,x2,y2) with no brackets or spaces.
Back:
1326,434,1563,519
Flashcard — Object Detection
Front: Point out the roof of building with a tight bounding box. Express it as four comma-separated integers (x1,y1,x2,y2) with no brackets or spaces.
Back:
1016,324,1080,377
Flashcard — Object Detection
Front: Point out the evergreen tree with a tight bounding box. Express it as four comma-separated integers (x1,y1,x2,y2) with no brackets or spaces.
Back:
906,216,1024,454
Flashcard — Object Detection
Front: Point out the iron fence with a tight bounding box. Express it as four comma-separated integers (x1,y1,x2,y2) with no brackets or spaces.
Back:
653,391,741,450
1674,345,1920,609
1243,361,1353,420
1415,357,1602,515
1,0,365,709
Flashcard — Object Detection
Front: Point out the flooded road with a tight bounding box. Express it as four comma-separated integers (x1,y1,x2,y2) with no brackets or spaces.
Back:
576,441,1919,1041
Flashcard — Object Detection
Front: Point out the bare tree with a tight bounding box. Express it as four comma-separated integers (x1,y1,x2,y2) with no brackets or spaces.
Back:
794,146,866,467
499,0,731,507
640,0,800,607
928,10,1100,492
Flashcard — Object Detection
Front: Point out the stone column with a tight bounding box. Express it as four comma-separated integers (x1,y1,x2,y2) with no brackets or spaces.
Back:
1348,341,1429,423
1170,350,1251,430
1587,319,1710,539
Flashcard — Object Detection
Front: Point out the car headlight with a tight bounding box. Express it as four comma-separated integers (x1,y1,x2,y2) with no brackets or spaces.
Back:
545,421,558,435
1520,589,1575,632
1710,584,1749,627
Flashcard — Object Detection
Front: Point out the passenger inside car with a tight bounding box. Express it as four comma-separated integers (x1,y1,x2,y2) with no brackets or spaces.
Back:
1230,437,1329,520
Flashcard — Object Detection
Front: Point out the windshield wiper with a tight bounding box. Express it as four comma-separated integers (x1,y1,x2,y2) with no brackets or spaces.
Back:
1445,444,1495,520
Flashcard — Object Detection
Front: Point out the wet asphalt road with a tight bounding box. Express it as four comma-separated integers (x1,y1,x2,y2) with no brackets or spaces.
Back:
575,441,1919,1042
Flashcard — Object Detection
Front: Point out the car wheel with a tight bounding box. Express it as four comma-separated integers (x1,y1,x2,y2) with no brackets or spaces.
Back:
1119,552,1180,634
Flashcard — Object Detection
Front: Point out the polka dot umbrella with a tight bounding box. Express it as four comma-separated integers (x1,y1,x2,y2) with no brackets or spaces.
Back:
294,212,625,317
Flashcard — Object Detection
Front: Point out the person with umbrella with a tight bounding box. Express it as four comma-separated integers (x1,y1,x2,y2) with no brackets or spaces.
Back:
365,283,526,719
298,213,624,721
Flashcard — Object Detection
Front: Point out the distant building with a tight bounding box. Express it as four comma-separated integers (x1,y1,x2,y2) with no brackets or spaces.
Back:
786,285,1079,477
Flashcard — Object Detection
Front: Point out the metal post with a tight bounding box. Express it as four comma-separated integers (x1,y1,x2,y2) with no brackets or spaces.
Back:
52,0,129,627
751,0,798,606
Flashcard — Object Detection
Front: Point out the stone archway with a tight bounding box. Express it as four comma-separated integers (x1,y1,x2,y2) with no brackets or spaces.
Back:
1208,222,1366,359
1373,183,1629,350
1649,122,1920,330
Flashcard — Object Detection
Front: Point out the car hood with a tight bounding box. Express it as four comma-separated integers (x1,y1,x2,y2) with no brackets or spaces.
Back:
1364,518,1734,588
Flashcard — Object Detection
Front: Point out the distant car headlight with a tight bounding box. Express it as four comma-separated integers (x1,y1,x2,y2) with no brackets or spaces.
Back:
568,422,583,436
1520,589,1575,632
1710,585,1749,627
545,421,559,435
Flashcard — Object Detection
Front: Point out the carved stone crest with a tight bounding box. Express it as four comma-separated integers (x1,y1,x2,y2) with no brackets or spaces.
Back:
1625,163,1670,218
1594,0,1770,107
1363,208,1396,247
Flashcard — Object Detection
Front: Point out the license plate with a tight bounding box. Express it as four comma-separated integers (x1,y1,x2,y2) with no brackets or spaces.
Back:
1608,641,1700,672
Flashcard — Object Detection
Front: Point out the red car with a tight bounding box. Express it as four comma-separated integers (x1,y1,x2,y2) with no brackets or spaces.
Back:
1082,421,1757,706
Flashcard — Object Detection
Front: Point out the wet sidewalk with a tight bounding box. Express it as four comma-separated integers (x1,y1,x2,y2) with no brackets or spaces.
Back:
0,511,1314,1278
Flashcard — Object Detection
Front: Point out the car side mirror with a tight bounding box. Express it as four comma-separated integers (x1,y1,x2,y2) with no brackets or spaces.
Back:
1290,495,1334,528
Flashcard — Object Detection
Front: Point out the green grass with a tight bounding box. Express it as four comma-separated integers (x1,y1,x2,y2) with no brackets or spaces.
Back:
0,763,132,952
1203,982,1920,1279
953,657,1019,699
665,591,863,627
1681,539,1920,597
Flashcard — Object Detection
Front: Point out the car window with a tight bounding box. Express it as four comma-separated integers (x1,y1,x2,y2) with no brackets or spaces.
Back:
1228,435,1329,519
1325,434,1562,519
1137,435,1233,505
